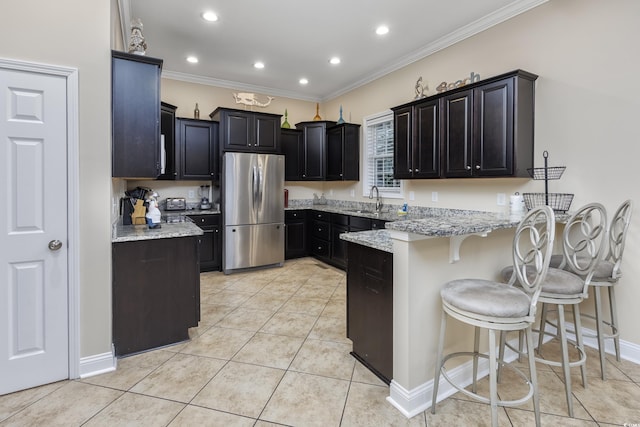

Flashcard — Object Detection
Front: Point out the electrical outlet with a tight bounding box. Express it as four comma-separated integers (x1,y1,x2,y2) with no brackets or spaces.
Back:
350,189,355,197
329,189,334,196
409,191,415,201
188,190,195,199
497,193,506,206
432,191,438,202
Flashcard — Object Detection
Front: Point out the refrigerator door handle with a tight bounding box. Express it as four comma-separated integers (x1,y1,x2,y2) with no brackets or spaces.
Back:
252,164,259,212
257,164,264,211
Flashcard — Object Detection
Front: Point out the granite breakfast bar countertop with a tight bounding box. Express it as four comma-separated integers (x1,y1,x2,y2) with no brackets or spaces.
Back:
112,221,203,243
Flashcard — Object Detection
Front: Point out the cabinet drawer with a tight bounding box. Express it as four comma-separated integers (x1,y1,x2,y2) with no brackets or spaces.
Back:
311,220,330,240
311,210,330,221
188,214,220,228
349,216,371,231
310,237,330,258
285,210,307,221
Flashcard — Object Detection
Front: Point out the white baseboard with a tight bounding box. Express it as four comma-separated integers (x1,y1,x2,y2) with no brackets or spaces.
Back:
78,348,117,379
389,330,638,417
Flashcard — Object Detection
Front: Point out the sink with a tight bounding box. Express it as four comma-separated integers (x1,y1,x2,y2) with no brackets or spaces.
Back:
345,209,378,215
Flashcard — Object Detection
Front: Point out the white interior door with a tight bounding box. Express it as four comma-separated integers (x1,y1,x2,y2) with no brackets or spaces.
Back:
0,66,69,395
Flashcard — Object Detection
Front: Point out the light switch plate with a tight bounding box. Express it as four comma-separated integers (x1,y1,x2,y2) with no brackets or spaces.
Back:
409,191,415,201
329,189,334,196
432,191,438,202
497,193,506,206
188,190,195,199
350,189,355,197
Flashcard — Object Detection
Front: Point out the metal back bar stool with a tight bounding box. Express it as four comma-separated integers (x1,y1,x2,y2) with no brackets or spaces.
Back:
432,206,555,427
505,202,607,417
550,199,633,379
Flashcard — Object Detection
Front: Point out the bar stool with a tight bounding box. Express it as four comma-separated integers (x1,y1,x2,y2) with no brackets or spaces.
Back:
549,199,633,379
502,202,608,417
432,206,555,427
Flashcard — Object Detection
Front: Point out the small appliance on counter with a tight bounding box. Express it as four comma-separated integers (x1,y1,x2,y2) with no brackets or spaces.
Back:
165,197,186,211
199,185,212,210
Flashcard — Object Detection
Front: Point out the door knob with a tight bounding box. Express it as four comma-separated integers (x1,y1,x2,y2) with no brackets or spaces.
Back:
48,240,63,251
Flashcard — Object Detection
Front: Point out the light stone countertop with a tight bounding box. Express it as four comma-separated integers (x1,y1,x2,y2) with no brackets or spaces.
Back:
112,221,203,243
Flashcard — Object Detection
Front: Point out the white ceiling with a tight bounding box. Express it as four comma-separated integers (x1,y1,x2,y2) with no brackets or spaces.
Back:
121,0,546,102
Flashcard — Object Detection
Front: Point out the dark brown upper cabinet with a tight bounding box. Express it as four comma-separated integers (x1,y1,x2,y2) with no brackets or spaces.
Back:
111,50,163,178
177,118,218,180
392,69,537,179
210,108,281,153
326,123,360,181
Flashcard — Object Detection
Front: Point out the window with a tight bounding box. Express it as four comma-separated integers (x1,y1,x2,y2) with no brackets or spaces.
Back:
362,110,402,198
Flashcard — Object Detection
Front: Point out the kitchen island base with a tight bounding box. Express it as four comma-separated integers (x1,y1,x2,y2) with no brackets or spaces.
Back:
112,235,200,356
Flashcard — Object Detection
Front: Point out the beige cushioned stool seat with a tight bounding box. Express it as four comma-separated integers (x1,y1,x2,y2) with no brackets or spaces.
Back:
501,266,585,295
441,279,531,318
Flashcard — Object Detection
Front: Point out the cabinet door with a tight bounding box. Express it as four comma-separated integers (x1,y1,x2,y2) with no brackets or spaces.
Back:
346,243,393,383
281,129,303,181
112,52,162,178
199,225,221,272
442,90,473,177
158,102,177,179
285,220,307,259
330,223,349,269
326,126,344,180
178,119,217,180
254,114,279,152
473,78,514,176
414,100,440,178
302,124,326,180
342,124,360,181
222,110,252,151
393,107,412,179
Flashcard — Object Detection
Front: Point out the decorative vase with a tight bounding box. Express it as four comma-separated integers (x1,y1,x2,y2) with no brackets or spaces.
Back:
194,103,200,119
337,105,345,124
282,109,290,128
128,18,147,56
313,103,322,121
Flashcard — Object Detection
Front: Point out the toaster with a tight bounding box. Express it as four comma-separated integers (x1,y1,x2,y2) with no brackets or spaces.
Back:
165,197,186,211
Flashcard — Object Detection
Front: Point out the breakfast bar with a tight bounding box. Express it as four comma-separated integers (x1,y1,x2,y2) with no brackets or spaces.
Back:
342,210,531,418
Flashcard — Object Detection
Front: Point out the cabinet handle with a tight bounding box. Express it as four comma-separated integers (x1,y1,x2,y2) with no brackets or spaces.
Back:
475,165,480,170
318,228,322,232
340,173,343,177
303,174,306,178
466,165,472,170
215,229,219,233
293,213,297,217
415,169,419,172
408,168,412,173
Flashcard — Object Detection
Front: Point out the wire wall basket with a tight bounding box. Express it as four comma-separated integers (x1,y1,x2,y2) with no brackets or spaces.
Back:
524,151,573,213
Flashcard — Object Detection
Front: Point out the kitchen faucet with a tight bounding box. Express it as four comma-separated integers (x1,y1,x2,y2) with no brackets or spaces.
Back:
369,185,382,212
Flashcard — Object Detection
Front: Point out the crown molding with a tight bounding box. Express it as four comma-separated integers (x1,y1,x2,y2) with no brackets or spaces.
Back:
321,0,548,101
120,0,547,103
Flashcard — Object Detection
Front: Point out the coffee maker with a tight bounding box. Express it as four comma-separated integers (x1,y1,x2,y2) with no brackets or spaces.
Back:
199,185,212,210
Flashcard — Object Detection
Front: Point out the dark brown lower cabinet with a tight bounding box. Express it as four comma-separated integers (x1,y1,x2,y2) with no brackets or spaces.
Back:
112,236,200,356
346,242,393,384
188,214,222,272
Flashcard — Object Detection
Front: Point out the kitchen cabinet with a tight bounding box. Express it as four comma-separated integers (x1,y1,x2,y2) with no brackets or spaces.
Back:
392,69,537,179
346,242,393,384
188,214,221,272
310,210,331,261
285,209,307,259
158,102,178,180
177,118,219,180
295,121,336,180
281,128,304,181
326,123,360,181
330,214,350,269
112,236,200,356
393,99,440,179
111,50,163,178
210,108,281,153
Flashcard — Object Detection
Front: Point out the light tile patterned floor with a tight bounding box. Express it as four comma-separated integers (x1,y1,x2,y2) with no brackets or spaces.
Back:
1,257,640,426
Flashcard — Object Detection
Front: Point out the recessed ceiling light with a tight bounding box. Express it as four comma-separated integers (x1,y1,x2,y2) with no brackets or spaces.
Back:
376,25,389,35
254,61,265,69
329,57,341,65
202,11,218,22
299,78,308,85
186,56,198,64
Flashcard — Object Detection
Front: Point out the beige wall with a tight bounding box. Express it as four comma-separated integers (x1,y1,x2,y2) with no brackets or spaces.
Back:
2,1,113,358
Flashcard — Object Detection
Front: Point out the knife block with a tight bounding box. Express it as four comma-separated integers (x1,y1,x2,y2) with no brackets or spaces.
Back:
131,199,147,225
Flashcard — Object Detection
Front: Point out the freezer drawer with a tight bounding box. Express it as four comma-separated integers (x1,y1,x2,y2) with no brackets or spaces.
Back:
224,223,284,272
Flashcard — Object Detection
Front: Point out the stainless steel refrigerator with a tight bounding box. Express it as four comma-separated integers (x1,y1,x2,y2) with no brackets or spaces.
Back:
222,152,285,273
